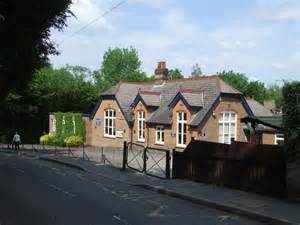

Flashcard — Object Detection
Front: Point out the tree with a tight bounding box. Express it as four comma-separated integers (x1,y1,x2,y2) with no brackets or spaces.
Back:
266,84,283,109
282,81,300,161
168,68,184,80
191,64,203,77
0,0,73,100
218,70,249,94
245,81,268,104
95,47,150,92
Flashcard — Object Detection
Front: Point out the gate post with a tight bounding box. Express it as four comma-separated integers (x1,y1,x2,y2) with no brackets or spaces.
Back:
172,149,176,178
166,150,171,179
122,141,128,171
143,147,147,172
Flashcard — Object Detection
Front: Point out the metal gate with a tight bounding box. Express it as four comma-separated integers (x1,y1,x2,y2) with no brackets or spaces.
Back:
125,142,171,179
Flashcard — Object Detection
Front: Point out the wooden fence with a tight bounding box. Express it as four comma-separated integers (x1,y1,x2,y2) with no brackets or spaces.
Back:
172,140,286,197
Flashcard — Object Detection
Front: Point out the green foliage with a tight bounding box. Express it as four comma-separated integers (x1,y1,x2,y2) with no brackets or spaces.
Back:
0,0,73,100
168,69,184,80
94,47,150,92
53,112,84,146
266,84,283,109
191,64,203,77
245,81,268,104
39,134,55,145
64,135,83,147
219,70,282,106
30,65,98,113
218,70,249,93
282,81,300,161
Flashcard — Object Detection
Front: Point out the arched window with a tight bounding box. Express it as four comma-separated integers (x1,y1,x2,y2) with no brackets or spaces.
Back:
104,109,116,137
137,111,145,141
218,111,237,144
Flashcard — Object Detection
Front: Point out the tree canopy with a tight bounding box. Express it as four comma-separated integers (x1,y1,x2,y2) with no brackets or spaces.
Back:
191,64,203,77
218,70,282,107
168,68,184,80
0,0,73,100
94,47,151,92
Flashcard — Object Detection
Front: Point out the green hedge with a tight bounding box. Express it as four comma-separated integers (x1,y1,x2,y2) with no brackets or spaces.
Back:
282,81,300,161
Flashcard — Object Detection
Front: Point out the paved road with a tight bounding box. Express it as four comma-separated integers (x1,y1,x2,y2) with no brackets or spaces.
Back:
0,153,266,225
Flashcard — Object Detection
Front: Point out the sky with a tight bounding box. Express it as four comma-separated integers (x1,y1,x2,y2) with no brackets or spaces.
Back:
50,0,300,84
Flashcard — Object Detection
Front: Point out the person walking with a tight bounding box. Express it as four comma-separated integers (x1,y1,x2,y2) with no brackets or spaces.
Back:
12,132,21,150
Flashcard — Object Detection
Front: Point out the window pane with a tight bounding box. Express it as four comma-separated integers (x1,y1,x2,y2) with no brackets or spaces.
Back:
183,112,187,121
178,123,182,134
113,110,116,117
225,112,229,121
162,131,164,142
224,134,229,143
105,126,108,134
230,124,235,136
224,123,229,135
183,124,187,134
183,134,186,144
231,112,236,121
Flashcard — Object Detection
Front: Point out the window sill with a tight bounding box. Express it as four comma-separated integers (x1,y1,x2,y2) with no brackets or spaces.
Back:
155,142,164,146
176,144,186,148
137,140,145,143
104,135,116,139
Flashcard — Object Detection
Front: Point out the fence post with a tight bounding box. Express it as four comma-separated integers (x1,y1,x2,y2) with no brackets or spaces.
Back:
166,150,171,179
122,141,128,171
82,144,85,160
101,147,104,164
143,147,147,172
172,149,176,178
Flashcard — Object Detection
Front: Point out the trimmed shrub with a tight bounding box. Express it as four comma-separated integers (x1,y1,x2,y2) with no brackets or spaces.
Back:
39,134,55,145
64,135,83,147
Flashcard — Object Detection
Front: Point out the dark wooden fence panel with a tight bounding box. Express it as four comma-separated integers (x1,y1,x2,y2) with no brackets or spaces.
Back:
172,140,286,197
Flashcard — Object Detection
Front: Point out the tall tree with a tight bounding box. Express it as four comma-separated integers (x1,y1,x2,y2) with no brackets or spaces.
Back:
94,47,150,92
0,0,73,100
282,81,300,161
266,84,283,109
191,64,203,77
218,70,249,93
168,68,184,80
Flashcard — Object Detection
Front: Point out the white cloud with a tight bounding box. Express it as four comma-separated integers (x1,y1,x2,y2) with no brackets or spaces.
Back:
256,0,300,21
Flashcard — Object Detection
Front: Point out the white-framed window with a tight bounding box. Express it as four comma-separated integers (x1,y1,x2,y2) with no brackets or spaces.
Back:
104,109,116,137
177,112,187,147
275,133,284,145
137,110,145,142
156,126,164,144
218,111,237,144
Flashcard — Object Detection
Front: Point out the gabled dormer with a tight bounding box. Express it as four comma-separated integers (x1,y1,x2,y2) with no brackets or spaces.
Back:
168,88,204,111
131,90,161,109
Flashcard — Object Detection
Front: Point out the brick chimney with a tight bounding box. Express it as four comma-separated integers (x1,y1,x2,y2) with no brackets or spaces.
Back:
154,61,168,80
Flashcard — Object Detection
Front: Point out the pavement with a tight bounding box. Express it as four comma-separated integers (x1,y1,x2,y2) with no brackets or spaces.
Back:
0,152,263,225
2,148,300,225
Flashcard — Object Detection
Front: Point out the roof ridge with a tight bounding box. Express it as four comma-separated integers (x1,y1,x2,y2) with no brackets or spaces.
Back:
118,75,219,85
139,90,161,95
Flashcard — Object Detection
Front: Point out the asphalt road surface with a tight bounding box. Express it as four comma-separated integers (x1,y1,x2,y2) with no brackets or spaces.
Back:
0,153,266,225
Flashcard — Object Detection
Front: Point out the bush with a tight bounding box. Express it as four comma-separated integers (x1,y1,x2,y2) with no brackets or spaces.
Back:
40,134,49,144
64,135,83,147
39,134,55,145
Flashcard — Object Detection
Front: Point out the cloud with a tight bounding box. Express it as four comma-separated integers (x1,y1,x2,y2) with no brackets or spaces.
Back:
256,0,300,21
50,0,300,84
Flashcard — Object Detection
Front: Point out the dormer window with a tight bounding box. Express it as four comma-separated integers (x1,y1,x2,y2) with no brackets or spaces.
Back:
137,111,145,142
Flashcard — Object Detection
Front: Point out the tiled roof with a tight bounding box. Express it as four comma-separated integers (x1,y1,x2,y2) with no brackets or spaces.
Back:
246,99,273,117
92,75,272,127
